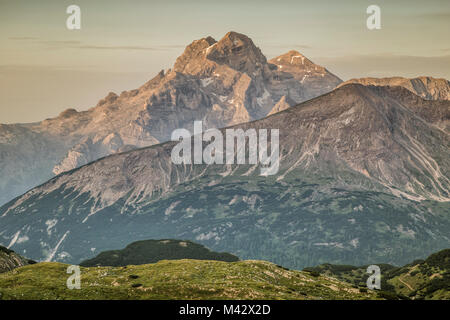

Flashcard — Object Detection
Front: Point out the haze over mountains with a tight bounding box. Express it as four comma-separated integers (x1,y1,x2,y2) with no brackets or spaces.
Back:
0,32,342,207
1,82,448,268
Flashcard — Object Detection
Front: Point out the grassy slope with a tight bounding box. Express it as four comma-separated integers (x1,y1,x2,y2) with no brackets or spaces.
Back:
386,249,450,299
304,249,450,300
0,260,378,300
303,263,397,290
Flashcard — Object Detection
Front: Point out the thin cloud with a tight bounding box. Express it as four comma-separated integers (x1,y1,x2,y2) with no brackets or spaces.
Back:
8,37,39,40
266,43,311,49
413,12,450,20
40,40,82,45
290,44,311,49
158,44,186,49
75,45,165,51
6,37,183,51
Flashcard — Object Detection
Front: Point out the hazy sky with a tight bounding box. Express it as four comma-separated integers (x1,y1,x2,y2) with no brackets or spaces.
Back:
1,0,449,123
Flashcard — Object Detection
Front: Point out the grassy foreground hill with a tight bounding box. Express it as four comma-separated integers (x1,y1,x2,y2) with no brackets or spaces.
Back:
80,239,239,267
0,259,378,300
304,249,450,300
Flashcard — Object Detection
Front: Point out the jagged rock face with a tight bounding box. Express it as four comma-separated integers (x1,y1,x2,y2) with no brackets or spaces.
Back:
339,77,450,101
0,32,342,206
1,85,449,268
0,246,29,273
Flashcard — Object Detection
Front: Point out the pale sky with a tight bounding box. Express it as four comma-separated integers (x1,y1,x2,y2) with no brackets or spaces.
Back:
0,0,449,123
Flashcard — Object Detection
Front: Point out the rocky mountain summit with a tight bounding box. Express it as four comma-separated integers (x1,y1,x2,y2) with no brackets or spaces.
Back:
0,31,342,206
1,84,449,268
339,77,450,101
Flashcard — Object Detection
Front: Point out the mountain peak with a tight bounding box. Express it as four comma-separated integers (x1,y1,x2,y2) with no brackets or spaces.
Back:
270,50,317,69
281,50,306,58
173,36,217,73
204,31,267,72
221,31,252,43
172,31,268,77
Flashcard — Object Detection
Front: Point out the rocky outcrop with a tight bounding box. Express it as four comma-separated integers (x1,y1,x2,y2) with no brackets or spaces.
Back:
0,246,30,273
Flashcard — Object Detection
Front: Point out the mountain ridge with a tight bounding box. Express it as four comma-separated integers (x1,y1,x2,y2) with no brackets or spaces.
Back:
339,76,450,101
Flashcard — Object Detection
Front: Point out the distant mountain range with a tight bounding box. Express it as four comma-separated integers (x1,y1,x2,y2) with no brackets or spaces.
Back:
80,239,239,267
0,32,342,207
340,76,450,101
3,33,448,209
1,82,448,269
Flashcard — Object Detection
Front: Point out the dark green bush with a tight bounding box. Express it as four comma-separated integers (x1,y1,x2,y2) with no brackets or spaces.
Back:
0,246,13,255
308,271,321,277
377,291,399,300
